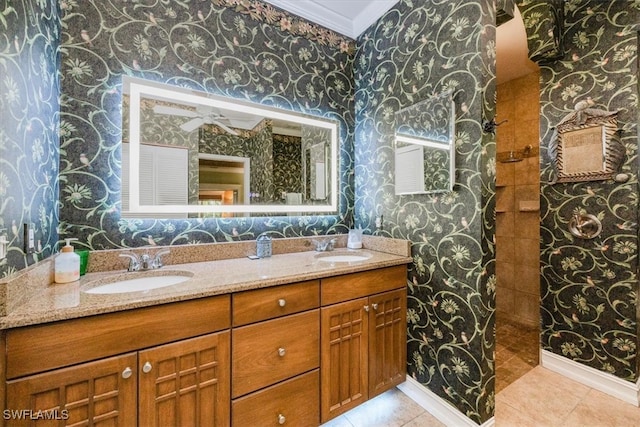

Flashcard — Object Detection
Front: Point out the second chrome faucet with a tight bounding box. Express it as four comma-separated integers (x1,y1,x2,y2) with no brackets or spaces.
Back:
313,238,336,252
119,250,170,272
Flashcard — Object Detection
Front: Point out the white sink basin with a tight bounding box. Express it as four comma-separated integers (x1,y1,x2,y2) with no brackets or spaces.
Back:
83,272,193,294
315,251,372,263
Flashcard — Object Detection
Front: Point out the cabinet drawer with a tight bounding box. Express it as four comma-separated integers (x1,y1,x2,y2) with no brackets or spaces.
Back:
232,310,319,397
233,280,319,326
321,265,406,305
6,295,230,379
232,370,319,427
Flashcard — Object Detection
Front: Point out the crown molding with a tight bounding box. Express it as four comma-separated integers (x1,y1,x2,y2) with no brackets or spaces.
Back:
263,0,399,39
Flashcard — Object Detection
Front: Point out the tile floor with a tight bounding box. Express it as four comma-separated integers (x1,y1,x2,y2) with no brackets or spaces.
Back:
322,320,640,426
495,321,539,393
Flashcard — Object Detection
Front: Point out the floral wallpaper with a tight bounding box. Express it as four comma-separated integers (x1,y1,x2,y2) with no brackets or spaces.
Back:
245,122,275,203
353,0,496,423
531,0,640,382
302,125,331,202
273,133,302,199
519,0,564,63
59,0,355,250
0,0,60,278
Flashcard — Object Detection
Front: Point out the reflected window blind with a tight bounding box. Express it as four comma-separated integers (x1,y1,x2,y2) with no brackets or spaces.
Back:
122,143,188,218
395,144,425,194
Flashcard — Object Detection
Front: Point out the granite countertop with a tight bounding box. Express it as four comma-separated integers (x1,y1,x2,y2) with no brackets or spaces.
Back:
1,246,411,330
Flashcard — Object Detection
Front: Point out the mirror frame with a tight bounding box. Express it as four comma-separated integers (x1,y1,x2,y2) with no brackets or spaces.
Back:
394,91,456,195
124,77,339,215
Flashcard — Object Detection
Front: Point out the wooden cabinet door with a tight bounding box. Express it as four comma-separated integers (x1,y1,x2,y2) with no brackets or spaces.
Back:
6,353,137,427
368,288,407,399
320,298,368,423
138,331,230,427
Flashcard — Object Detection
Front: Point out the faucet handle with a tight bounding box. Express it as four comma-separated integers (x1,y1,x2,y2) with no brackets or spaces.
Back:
328,238,336,251
119,253,140,272
152,250,170,269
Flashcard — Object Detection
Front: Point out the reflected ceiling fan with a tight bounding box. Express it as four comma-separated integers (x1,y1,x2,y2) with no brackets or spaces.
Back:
152,104,240,135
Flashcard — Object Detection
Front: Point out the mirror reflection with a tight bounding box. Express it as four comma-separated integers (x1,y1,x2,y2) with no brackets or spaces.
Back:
122,77,338,217
394,91,455,195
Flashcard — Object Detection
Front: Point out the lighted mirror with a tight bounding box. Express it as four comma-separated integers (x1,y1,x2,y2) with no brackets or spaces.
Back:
394,91,455,195
122,77,339,217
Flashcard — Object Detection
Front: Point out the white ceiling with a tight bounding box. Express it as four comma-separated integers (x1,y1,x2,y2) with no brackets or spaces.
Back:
496,5,539,84
264,0,536,83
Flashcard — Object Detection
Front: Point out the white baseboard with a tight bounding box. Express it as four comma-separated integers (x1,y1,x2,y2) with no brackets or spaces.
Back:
397,376,495,427
541,349,640,406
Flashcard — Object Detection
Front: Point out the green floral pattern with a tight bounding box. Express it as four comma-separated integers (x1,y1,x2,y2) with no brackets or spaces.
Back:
58,0,355,249
273,134,303,199
0,0,60,278
519,0,564,62
354,1,496,423
533,0,640,382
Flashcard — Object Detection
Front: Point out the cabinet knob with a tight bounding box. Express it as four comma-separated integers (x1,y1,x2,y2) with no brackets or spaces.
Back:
372,303,379,311
278,298,286,307
142,361,153,373
364,305,369,312
278,414,286,425
122,367,132,379
278,347,286,357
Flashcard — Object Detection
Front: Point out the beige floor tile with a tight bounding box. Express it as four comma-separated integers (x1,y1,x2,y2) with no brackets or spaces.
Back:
562,389,640,427
496,366,590,425
495,401,541,427
402,411,447,427
320,414,353,427
343,388,425,427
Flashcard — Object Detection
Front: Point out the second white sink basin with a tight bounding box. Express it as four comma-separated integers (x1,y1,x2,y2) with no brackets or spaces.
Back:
315,251,372,263
83,272,193,294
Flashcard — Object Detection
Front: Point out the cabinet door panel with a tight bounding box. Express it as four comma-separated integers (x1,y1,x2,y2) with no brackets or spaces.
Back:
369,288,407,398
320,298,368,423
138,331,230,427
7,353,137,427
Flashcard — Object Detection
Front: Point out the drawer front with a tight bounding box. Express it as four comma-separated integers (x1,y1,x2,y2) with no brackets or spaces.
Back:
232,370,319,427
232,310,319,397
321,265,407,305
232,280,319,326
6,295,231,379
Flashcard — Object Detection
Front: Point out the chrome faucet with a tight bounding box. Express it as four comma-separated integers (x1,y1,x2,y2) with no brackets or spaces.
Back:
119,250,170,272
119,253,140,272
313,238,336,252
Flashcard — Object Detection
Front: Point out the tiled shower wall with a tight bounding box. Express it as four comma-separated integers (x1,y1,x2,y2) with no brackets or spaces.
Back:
496,71,540,328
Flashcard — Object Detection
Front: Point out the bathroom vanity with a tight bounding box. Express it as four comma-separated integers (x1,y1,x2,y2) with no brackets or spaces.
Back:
0,237,410,426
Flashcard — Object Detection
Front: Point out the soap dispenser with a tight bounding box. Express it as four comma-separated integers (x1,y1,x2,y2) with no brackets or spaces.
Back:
55,238,80,284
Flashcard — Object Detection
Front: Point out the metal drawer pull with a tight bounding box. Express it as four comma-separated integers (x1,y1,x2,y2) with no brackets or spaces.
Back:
278,347,286,357
372,303,378,311
122,367,132,379
278,414,286,425
278,298,286,307
142,361,153,373
364,305,369,312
